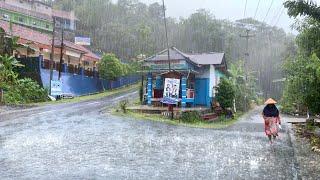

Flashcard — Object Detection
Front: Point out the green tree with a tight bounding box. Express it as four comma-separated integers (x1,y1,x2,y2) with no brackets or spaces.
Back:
215,78,235,110
228,60,258,112
98,53,126,81
282,0,320,114
282,53,320,114
284,0,320,21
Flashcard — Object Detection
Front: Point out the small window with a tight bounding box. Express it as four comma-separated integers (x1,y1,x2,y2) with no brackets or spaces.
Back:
3,14,9,19
83,61,89,66
46,24,50,29
18,17,24,22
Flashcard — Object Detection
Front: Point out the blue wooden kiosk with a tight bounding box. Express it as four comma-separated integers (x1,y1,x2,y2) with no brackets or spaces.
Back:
144,47,227,108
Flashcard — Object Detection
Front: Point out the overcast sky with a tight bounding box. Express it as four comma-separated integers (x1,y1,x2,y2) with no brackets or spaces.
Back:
136,0,320,35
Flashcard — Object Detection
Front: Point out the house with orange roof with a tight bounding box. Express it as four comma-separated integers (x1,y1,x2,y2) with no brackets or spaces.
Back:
0,20,100,74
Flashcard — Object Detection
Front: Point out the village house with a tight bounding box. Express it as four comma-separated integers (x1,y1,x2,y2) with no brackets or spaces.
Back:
144,47,227,108
0,20,99,75
0,0,100,76
0,0,77,33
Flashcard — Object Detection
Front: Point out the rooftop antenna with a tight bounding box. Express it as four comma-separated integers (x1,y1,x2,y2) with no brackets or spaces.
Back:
162,0,171,71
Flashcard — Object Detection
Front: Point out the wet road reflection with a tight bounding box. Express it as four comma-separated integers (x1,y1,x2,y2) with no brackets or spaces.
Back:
0,103,298,179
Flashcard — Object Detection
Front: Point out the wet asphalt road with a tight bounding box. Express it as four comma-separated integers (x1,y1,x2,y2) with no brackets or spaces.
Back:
0,92,301,180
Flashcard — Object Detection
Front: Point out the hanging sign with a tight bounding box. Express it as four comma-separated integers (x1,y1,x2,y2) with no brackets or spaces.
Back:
162,78,180,104
75,37,91,46
51,80,62,96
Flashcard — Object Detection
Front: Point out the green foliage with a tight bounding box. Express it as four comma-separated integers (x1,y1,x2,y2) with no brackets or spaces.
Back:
119,99,129,113
228,61,258,111
284,0,320,20
0,55,47,104
127,60,142,75
215,78,235,110
282,1,320,114
0,55,23,88
4,78,48,104
180,111,201,123
282,54,320,114
98,53,126,80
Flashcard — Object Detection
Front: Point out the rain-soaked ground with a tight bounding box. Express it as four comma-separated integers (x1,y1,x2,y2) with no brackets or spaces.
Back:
0,91,316,179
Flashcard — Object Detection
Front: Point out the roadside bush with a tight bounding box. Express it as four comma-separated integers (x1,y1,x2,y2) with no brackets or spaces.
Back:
119,99,129,113
3,87,23,104
17,78,47,103
4,78,47,104
180,111,201,123
215,78,235,110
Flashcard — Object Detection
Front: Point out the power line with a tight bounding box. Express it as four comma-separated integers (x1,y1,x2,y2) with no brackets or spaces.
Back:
269,3,283,25
274,7,285,27
254,0,261,19
244,0,248,18
263,0,274,23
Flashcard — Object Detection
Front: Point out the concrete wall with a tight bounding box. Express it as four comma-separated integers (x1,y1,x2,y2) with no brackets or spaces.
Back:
195,65,216,98
209,65,216,98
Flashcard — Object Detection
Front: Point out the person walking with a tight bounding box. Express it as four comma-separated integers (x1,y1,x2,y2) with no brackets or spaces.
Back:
262,98,281,144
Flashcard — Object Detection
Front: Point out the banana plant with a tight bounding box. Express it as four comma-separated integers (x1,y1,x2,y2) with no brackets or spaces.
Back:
0,54,24,71
0,55,24,87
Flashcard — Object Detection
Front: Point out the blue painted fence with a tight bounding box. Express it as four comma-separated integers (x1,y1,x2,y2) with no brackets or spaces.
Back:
18,56,140,96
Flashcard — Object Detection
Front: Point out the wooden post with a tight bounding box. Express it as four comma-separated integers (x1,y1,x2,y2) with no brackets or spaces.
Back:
58,27,64,80
0,89,3,103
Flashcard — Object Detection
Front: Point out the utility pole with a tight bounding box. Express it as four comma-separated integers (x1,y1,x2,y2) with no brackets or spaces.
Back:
240,29,255,112
162,0,171,71
58,27,64,80
49,18,56,95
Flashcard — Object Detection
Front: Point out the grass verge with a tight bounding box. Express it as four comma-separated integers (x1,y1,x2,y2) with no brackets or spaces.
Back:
31,83,139,106
113,110,244,129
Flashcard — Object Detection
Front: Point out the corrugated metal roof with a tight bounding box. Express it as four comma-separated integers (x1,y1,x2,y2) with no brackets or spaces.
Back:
146,48,185,61
146,47,225,66
186,53,225,65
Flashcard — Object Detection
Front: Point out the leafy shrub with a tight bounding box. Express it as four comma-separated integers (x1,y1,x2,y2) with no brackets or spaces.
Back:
215,78,235,110
180,111,201,123
4,78,47,104
119,99,129,113
17,78,47,103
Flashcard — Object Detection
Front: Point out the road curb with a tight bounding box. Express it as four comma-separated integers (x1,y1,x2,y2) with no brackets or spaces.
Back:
286,123,302,180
